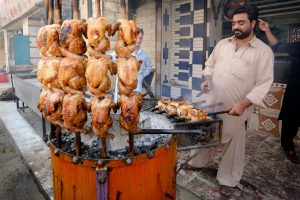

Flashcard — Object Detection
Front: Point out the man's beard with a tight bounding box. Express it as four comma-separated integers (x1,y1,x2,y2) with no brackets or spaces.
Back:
233,27,252,39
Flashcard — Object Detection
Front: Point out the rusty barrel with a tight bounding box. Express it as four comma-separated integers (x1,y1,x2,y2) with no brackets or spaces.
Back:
49,137,177,200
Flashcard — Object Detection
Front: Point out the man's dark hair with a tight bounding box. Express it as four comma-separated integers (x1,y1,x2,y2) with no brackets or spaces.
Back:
232,4,259,28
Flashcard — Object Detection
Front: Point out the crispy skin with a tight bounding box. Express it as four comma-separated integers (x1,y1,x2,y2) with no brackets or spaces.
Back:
90,95,114,138
58,57,87,94
38,88,64,124
112,19,139,58
87,17,112,54
59,19,87,55
118,92,143,132
117,57,141,95
86,56,116,97
62,93,87,131
37,24,62,57
176,104,194,117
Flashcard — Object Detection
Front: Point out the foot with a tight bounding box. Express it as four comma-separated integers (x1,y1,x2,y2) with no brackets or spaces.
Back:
219,185,236,197
285,150,300,164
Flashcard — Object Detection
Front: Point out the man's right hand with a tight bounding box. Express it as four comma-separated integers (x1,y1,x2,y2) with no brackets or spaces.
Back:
200,79,211,92
258,19,270,32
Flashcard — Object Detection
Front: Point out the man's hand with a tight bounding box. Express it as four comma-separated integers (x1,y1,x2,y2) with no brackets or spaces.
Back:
258,19,270,33
228,99,252,116
200,76,212,92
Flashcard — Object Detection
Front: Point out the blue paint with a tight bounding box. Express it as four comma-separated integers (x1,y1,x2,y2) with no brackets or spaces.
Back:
175,27,190,36
162,85,171,97
179,15,192,25
13,35,30,65
175,50,189,59
193,24,204,37
192,77,203,91
163,43,168,65
176,3,191,13
178,72,189,81
175,61,190,70
192,51,203,64
175,39,190,48
181,88,192,98
163,9,169,31
194,0,204,10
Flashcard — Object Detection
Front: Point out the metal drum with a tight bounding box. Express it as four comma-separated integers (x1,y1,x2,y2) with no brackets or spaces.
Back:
49,135,176,200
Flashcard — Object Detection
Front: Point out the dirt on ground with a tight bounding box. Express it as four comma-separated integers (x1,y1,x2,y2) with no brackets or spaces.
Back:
0,121,46,200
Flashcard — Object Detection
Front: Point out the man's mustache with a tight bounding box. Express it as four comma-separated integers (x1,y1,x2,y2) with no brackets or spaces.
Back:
234,29,242,32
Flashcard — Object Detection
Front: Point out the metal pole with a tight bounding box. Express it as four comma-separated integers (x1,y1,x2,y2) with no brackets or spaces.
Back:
101,138,107,158
42,117,47,142
129,134,134,157
54,0,62,24
48,0,54,24
56,125,62,148
95,0,100,18
75,132,81,156
72,0,79,19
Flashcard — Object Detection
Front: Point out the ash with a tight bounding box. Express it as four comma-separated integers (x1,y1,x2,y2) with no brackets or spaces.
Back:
53,131,170,159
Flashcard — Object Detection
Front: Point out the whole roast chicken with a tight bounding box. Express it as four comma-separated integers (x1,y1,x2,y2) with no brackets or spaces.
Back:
118,92,143,132
37,88,64,125
112,19,140,58
58,57,87,94
62,93,87,132
43,59,61,89
43,89,65,124
38,88,51,113
86,56,117,97
90,94,114,138
87,17,112,55
117,57,142,95
37,59,46,84
37,24,62,57
59,19,87,55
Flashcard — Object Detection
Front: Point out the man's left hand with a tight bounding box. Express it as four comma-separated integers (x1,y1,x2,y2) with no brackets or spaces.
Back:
228,99,252,116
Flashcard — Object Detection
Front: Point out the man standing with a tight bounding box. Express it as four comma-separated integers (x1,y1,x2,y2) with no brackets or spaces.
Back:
259,19,300,164
113,29,153,102
189,4,274,187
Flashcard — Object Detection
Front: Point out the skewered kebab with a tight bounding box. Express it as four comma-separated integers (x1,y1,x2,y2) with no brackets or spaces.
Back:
37,0,64,128
85,0,117,158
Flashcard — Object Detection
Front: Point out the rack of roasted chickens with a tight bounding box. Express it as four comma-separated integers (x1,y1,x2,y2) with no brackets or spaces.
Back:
36,0,146,158
36,0,223,160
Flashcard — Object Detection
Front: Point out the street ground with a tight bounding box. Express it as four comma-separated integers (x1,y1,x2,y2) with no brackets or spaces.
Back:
0,121,46,200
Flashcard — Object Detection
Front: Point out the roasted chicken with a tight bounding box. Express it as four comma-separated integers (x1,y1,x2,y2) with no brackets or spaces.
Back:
177,104,194,118
112,19,139,46
90,94,114,138
37,59,46,84
117,57,142,95
118,92,143,132
87,17,112,54
62,93,87,132
58,57,87,94
43,59,61,89
38,88,51,113
59,19,87,55
165,100,184,117
112,19,140,58
86,56,116,97
155,99,171,112
43,89,65,124
186,108,208,122
38,88,64,125
37,24,62,57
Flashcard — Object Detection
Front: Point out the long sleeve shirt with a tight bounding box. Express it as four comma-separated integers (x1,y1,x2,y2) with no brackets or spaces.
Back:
203,36,274,110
